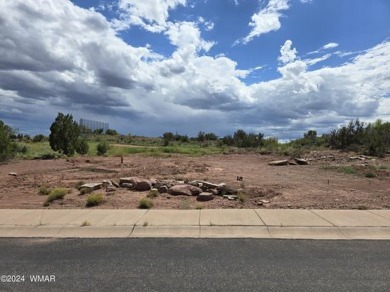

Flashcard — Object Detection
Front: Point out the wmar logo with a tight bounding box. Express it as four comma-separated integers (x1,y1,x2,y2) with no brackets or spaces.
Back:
30,275,56,283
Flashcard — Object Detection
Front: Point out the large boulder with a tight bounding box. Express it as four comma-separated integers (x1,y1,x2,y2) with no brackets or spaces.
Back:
168,184,202,196
79,183,103,191
119,177,152,191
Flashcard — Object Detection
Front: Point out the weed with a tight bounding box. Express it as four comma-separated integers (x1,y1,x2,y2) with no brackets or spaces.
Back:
43,201,50,207
179,198,191,209
195,203,204,210
340,166,357,174
86,193,104,207
139,197,154,209
240,181,245,189
81,220,91,227
147,189,159,198
74,181,85,189
79,187,93,195
379,165,389,170
365,172,376,178
46,188,68,203
237,191,247,203
357,205,368,210
38,185,50,196
143,221,149,227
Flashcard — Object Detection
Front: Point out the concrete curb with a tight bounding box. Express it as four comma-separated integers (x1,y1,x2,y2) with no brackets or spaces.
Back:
0,209,389,240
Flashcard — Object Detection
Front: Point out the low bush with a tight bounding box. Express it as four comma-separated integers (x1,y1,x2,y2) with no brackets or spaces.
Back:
237,191,247,203
147,189,159,198
46,188,68,203
74,181,85,189
97,140,110,156
86,193,104,207
38,185,50,196
365,172,376,178
79,187,93,195
138,197,153,209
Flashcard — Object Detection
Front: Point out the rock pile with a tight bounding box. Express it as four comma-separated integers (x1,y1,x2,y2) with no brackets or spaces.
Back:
268,158,309,166
79,177,238,202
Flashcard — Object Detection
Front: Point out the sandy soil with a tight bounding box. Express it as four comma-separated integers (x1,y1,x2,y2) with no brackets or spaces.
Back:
0,150,389,210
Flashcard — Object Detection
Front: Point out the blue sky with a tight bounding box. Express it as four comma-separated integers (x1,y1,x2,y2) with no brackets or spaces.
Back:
0,0,389,139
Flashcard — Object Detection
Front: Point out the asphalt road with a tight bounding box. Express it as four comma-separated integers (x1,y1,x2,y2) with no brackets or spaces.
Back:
0,238,389,292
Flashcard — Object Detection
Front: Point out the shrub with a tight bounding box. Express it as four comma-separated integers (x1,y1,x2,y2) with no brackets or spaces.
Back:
81,220,91,227
138,197,154,209
86,193,104,207
79,187,93,195
237,191,247,203
0,120,17,162
46,188,68,203
365,172,376,178
75,138,89,155
340,166,357,174
147,189,159,198
74,181,85,189
179,198,191,209
38,186,50,196
97,140,110,156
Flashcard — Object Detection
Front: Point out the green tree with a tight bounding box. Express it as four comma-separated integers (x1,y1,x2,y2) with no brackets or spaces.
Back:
197,131,206,142
49,113,80,156
97,140,110,156
105,129,118,135
75,138,89,155
0,120,17,162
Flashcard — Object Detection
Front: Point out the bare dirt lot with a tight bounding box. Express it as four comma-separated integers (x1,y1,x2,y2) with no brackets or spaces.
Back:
0,150,389,210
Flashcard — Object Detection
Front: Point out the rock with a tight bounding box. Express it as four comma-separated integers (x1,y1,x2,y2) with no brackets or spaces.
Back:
133,178,152,191
119,177,151,191
294,158,309,165
268,160,289,166
197,192,214,201
210,189,220,195
119,177,133,185
112,181,120,188
121,183,133,189
8,172,17,176
218,185,237,196
150,178,159,186
288,161,298,165
168,184,202,196
158,185,169,193
106,185,117,192
102,180,113,187
79,183,103,191
260,199,270,204
257,201,263,206
223,195,238,200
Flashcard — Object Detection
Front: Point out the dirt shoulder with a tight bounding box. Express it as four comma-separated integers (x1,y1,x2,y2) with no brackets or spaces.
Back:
0,150,389,210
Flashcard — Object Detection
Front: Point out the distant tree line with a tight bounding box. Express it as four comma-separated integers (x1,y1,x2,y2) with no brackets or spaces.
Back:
161,129,265,148
292,119,390,157
1,115,389,162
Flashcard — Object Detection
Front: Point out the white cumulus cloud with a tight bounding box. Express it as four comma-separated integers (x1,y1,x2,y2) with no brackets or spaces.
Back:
242,0,289,44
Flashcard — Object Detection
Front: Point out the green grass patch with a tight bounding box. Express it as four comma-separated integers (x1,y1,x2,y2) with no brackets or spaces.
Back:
340,166,357,174
86,193,104,207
